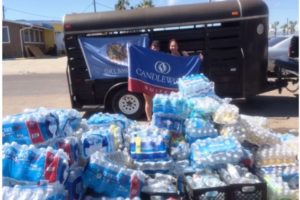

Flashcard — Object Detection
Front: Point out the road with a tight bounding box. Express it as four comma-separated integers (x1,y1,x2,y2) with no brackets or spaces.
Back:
3,73,71,116
2,57,299,133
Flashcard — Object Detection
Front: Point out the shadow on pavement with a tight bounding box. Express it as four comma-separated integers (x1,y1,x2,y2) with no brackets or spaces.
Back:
232,95,299,118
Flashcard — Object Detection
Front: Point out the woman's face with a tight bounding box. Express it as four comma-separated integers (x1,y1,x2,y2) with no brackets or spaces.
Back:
169,40,178,53
151,44,160,51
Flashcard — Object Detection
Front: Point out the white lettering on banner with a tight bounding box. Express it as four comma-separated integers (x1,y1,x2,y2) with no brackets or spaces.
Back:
104,68,128,75
136,68,177,85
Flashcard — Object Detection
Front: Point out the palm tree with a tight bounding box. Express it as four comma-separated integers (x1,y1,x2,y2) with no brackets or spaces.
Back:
281,23,288,35
271,21,280,37
115,0,130,10
288,21,297,34
137,0,154,8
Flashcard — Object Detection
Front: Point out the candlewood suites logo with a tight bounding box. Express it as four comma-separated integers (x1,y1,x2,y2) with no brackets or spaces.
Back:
154,61,171,74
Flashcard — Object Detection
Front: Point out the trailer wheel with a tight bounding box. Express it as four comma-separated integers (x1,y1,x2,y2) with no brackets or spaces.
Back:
286,78,298,93
112,88,144,119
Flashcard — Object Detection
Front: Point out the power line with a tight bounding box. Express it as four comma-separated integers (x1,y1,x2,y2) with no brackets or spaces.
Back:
82,1,113,13
82,2,94,12
3,6,5,20
95,1,114,10
5,6,59,19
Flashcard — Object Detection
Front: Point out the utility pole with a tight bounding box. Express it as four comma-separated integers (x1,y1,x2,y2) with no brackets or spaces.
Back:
93,0,97,12
3,6,5,20
287,18,289,34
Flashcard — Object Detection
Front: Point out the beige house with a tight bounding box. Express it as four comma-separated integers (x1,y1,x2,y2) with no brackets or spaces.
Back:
2,20,55,58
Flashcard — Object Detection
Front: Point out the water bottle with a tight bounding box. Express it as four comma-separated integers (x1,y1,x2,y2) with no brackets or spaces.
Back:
153,94,163,113
56,149,70,183
12,144,36,181
2,143,18,178
65,167,84,200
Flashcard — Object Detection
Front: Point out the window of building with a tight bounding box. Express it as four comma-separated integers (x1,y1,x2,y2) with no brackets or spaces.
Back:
3,26,10,43
36,31,40,42
39,31,43,42
24,29,30,42
23,29,44,43
30,30,35,42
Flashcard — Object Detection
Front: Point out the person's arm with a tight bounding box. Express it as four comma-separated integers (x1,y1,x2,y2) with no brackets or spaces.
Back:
181,50,189,56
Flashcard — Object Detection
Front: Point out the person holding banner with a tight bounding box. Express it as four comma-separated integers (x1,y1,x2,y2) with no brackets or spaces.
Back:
143,40,161,121
169,38,204,60
169,38,189,57
128,40,201,121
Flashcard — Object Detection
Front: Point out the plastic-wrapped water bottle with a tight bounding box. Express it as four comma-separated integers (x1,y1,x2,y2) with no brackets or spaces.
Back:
58,136,80,166
65,167,85,200
187,96,222,118
2,142,19,178
53,108,82,137
83,151,146,198
186,171,226,190
164,97,174,114
240,114,267,127
170,141,189,161
12,144,36,181
133,158,173,174
184,118,219,143
152,113,185,133
2,110,59,145
260,169,298,200
190,136,243,168
282,165,298,182
236,116,282,147
213,103,239,125
152,94,163,113
129,128,169,161
255,144,297,167
87,112,131,134
178,74,215,98
152,93,188,118
43,148,69,184
40,136,80,166
218,164,260,184
142,173,178,194
81,129,113,159
57,149,70,183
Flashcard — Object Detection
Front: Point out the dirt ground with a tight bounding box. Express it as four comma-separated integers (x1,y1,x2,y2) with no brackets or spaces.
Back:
2,56,299,133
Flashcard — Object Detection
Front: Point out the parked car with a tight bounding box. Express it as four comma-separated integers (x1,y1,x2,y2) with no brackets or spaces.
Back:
274,35,298,93
268,36,287,46
268,35,298,72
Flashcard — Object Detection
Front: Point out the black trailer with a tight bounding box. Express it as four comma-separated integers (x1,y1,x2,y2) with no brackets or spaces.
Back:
63,0,286,119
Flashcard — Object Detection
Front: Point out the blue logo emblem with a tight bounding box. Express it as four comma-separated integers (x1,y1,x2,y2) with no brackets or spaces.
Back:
154,61,171,74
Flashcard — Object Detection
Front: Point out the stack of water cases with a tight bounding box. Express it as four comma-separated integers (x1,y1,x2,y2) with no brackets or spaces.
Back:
2,73,298,200
2,108,83,200
190,136,244,168
82,112,130,157
129,126,173,174
82,151,147,198
255,140,299,200
152,93,188,133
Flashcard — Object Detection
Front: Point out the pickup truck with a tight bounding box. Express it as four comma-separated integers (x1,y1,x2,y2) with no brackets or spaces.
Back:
274,35,298,93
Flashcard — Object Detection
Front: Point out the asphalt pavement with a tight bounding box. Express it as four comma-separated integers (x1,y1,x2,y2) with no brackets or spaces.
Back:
2,56,299,133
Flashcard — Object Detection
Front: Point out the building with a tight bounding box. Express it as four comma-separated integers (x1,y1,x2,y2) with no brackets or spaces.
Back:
24,20,66,55
50,21,65,55
2,20,57,58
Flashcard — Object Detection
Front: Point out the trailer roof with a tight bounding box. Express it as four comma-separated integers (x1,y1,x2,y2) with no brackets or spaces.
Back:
63,0,268,34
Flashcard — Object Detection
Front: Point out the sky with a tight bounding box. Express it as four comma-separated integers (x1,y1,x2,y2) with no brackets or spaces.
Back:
2,0,299,27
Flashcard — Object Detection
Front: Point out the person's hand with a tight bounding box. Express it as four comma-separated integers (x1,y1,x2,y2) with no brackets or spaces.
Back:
182,50,189,56
199,52,204,60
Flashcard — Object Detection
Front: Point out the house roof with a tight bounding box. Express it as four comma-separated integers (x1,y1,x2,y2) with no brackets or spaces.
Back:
3,19,54,30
